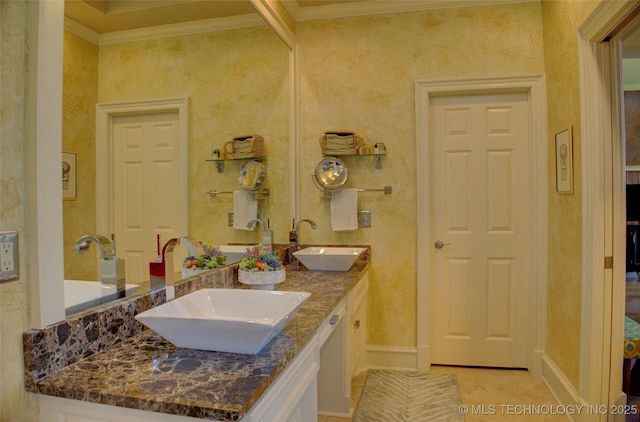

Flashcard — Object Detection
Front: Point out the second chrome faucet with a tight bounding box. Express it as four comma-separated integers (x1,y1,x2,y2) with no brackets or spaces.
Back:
289,219,317,270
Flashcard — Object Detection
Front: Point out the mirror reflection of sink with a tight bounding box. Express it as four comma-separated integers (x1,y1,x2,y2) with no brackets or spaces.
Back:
135,289,311,354
65,280,140,315
293,247,366,272
219,245,254,264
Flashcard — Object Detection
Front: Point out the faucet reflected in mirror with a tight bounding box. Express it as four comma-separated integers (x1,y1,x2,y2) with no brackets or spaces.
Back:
247,219,273,249
149,237,205,300
289,219,317,270
72,234,126,301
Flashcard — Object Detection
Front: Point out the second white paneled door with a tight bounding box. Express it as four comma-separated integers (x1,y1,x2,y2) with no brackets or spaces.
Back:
113,112,184,284
429,92,530,368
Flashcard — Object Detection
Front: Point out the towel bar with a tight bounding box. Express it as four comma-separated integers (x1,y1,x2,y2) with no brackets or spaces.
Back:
205,190,234,197
206,189,270,202
320,186,392,202
357,186,392,194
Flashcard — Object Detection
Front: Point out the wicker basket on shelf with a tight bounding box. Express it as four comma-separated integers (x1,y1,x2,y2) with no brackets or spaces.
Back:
226,134,264,159
319,131,363,155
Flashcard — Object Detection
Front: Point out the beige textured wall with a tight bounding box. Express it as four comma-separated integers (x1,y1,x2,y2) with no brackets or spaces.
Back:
297,3,545,347
63,31,99,281
0,1,39,421
77,25,290,251
541,0,598,391
64,26,290,254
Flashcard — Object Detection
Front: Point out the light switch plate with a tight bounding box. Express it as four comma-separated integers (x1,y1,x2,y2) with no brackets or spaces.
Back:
0,230,19,282
358,211,372,228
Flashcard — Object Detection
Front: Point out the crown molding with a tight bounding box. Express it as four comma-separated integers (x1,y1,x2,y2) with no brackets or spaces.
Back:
65,14,267,46
64,17,100,45
294,0,539,22
250,0,296,50
65,0,540,45
99,13,266,46
281,1,300,22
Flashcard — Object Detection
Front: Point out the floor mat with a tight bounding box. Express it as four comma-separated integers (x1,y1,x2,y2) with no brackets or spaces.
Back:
353,370,465,421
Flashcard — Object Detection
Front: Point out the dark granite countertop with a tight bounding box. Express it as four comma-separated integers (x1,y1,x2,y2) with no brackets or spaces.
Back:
28,260,369,421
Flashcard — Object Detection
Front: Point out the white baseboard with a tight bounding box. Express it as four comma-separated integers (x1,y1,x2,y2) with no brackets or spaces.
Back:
530,349,546,377
365,345,417,371
541,354,580,421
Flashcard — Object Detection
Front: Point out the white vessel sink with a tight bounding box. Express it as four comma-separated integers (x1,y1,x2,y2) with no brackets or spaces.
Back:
219,245,255,264
293,247,366,271
135,288,311,354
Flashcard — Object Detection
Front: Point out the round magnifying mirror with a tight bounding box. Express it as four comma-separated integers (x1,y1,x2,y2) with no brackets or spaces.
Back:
239,160,266,192
314,157,348,191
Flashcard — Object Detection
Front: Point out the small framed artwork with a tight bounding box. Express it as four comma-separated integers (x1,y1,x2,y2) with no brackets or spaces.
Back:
62,152,77,200
555,127,574,195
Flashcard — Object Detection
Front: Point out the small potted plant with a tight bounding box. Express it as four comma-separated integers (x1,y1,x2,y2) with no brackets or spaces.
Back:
238,244,285,290
182,244,227,279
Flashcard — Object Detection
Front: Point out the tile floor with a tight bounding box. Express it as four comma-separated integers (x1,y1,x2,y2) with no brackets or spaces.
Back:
431,365,568,421
319,366,569,421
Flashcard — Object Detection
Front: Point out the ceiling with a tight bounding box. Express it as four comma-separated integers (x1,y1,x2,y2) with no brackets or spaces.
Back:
64,0,362,33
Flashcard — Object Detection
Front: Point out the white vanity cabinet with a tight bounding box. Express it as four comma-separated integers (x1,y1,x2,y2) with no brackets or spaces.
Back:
349,272,368,377
318,272,368,418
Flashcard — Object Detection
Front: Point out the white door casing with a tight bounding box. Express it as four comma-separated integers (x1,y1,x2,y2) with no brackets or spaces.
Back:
96,98,189,284
415,75,548,374
578,1,640,415
429,92,530,367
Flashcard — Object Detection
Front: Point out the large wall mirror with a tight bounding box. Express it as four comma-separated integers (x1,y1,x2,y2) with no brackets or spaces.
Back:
33,0,293,324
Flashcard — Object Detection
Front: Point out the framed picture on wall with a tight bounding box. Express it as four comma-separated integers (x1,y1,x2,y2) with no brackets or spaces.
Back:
555,127,573,195
62,152,77,200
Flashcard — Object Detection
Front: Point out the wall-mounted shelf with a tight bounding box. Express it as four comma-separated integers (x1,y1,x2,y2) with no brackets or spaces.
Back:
206,156,263,173
322,153,387,169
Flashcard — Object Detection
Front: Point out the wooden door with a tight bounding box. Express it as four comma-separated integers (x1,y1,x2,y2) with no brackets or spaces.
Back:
113,112,184,284
429,92,530,367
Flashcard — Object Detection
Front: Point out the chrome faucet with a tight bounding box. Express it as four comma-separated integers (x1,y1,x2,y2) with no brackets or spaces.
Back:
178,237,204,258
293,219,317,247
151,237,205,296
73,234,114,259
72,234,125,301
289,219,316,270
247,218,272,248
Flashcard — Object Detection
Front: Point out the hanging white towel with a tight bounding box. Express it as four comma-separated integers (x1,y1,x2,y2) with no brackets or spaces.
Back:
331,189,359,231
233,190,258,230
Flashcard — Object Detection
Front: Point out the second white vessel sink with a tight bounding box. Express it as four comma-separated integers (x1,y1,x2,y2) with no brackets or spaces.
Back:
219,245,255,264
293,247,366,271
135,288,310,354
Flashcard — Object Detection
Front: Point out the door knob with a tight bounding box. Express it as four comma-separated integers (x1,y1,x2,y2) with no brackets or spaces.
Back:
434,240,453,249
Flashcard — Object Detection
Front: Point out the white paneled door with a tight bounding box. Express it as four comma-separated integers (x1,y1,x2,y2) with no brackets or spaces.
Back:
429,92,530,368
113,112,183,284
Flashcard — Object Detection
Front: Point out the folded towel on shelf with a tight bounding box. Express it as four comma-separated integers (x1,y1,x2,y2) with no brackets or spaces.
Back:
325,134,354,152
233,190,258,230
321,132,363,155
231,135,264,159
331,188,359,231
